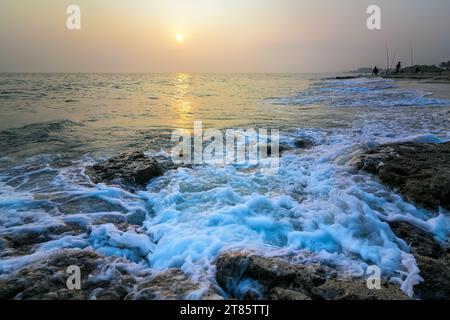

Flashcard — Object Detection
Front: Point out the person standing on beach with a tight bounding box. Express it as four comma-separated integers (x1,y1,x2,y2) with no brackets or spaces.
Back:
395,61,402,74
372,66,379,76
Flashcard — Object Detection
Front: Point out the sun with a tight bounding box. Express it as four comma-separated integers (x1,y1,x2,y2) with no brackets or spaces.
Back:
175,34,184,42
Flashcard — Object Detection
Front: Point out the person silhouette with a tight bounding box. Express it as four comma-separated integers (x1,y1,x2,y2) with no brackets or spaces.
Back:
372,66,379,76
395,61,401,74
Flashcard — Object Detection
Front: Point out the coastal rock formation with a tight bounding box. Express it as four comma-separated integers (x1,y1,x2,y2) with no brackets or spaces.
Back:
0,249,219,300
215,252,408,300
126,269,222,300
357,142,450,210
0,249,137,300
357,142,450,299
389,222,450,300
85,151,162,191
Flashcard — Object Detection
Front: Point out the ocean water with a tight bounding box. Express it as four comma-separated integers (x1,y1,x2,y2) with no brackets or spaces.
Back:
0,73,449,298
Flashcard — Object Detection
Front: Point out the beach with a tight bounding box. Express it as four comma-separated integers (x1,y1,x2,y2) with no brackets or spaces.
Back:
0,73,449,299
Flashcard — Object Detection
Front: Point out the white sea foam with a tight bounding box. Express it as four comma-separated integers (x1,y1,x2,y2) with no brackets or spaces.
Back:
267,77,450,107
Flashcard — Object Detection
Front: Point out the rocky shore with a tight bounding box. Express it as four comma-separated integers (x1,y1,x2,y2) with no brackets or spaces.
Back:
357,141,450,300
357,141,450,210
1,142,449,300
215,251,408,300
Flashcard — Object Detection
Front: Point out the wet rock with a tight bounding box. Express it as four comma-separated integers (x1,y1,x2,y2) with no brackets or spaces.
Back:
358,142,450,299
267,287,311,300
1,223,89,258
126,269,220,300
215,251,408,300
414,254,450,300
388,221,450,300
0,249,137,300
294,138,316,149
389,221,445,258
312,279,407,300
85,151,162,191
0,248,222,300
278,139,316,155
357,142,450,210
126,210,147,226
216,252,323,298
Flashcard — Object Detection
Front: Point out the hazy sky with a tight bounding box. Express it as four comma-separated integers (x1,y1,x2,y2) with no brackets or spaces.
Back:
1,0,450,73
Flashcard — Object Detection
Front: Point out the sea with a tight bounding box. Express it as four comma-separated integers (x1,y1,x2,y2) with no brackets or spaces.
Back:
0,73,449,298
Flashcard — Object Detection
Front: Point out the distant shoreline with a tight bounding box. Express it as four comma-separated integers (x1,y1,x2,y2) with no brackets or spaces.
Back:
330,70,450,84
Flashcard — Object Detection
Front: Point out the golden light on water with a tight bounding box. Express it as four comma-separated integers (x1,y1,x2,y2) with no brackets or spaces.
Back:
172,73,194,130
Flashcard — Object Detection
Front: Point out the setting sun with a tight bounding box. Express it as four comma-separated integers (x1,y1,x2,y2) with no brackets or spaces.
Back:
175,34,184,42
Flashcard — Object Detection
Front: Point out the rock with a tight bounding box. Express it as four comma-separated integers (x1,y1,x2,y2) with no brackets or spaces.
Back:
294,138,315,149
85,151,162,191
215,252,326,298
215,251,409,300
0,248,222,300
267,287,311,300
358,142,450,299
388,221,450,300
1,223,89,258
357,142,450,210
126,210,147,226
0,249,137,300
312,279,408,300
414,254,450,300
127,269,197,300
389,222,445,258
126,269,220,300
278,139,316,155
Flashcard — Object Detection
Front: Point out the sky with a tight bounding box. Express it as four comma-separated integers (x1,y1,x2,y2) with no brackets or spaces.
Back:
1,0,450,73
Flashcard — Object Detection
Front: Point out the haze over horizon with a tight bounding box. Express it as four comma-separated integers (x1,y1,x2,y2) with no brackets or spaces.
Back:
1,0,450,73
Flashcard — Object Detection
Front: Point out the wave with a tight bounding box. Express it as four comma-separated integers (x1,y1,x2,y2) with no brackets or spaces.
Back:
1,127,449,296
267,77,450,107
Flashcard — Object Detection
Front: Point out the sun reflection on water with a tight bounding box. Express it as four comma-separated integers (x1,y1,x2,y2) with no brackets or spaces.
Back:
172,73,195,131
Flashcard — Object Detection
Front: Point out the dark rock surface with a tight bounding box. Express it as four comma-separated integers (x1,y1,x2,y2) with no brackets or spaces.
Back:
0,249,220,300
215,252,408,300
388,221,450,300
126,269,221,300
0,223,89,259
357,141,450,299
0,249,137,300
278,138,316,155
389,221,445,258
357,142,450,210
85,151,162,191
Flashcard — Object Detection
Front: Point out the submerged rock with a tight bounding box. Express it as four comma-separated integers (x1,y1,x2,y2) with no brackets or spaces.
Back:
278,138,316,155
85,151,162,191
0,223,89,258
215,252,408,300
357,142,450,210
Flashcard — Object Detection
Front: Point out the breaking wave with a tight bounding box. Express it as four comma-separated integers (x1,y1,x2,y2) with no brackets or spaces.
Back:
267,77,450,107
